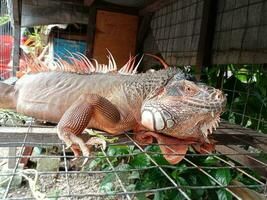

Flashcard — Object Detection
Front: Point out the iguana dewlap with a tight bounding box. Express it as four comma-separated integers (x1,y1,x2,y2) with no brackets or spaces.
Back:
0,53,226,165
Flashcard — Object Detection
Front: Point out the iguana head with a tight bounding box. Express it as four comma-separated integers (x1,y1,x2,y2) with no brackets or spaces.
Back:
141,73,226,141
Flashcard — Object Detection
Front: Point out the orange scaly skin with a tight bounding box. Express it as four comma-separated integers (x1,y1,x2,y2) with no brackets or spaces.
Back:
0,54,226,165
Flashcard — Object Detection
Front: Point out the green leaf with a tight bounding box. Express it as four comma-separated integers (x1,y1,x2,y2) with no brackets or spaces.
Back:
171,164,187,178
130,154,150,168
126,183,136,191
235,68,249,83
197,173,215,186
87,159,100,170
99,174,115,193
216,189,233,200
135,193,150,200
214,169,232,185
128,171,140,180
0,15,10,26
203,156,218,165
85,129,118,143
107,145,132,156
153,191,165,200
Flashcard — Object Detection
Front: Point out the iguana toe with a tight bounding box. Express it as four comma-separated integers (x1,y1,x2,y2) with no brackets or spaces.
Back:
86,137,107,150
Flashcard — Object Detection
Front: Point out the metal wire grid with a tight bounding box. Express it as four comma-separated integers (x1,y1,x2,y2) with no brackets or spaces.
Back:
0,0,13,80
145,0,203,66
212,0,267,64
218,64,267,133
0,121,266,199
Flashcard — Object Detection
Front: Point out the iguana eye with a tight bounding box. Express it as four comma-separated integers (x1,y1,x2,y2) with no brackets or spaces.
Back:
183,84,197,96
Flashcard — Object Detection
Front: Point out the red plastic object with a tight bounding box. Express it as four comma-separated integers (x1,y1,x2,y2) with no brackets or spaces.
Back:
0,35,13,79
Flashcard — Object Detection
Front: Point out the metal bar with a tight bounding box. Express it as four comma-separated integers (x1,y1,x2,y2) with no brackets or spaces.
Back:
62,144,71,200
183,158,243,200
3,183,266,200
216,146,267,179
3,121,32,198
213,154,265,185
125,134,192,200
1,164,266,177
195,0,217,79
100,147,132,200
0,150,266,160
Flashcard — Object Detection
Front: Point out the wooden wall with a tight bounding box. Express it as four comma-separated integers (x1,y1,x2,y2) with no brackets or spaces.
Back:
15,0,267,67
21,0,89,26
143,0,267,66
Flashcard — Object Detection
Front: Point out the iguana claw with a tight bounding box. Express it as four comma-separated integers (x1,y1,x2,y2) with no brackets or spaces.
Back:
86,137,107,150
65,143,72,150
81,137,107,167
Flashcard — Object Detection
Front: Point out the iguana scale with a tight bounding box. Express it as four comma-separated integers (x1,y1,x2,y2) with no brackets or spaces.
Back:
0,52,226,165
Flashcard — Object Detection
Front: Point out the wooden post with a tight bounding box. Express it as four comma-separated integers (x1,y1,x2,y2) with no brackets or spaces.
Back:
7,0,21,77
86,4,97,58
136,14,152,54
195,0,217,80
139,0,172,16
7,147,16,169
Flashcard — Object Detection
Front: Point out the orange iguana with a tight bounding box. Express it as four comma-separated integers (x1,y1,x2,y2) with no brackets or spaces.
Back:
0,52,226,165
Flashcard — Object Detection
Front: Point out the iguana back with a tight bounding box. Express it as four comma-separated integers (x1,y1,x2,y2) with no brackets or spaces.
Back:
14,68,181,124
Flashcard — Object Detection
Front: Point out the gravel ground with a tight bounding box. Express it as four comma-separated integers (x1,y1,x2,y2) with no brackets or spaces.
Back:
0,147,127,200
6,173,105,199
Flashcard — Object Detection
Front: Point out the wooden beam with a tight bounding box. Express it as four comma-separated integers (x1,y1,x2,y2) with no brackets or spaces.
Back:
7,0,22,77
21,0,90,26
84,0,95,6
136,14,152,54
195,0,217,80
95,1,138,15
7,147,16,169
139,0,172,16
215,145,267,177
0,127,60,147
86,4,97,58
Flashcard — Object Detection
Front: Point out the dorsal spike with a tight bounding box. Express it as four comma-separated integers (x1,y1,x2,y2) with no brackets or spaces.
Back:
107,55,112,71
128,54,139,74
133,54,144,74
92,59,99,72
119,55,132,74
106,49,117,71
145,53,169,69
21,51,146,76
76,52,95,72
73,53,92,73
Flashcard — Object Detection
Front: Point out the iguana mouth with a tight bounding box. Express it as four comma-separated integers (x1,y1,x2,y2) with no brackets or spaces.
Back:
199,114,221,139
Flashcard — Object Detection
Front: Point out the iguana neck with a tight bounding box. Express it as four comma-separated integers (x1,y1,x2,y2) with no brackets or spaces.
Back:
123,67,184,107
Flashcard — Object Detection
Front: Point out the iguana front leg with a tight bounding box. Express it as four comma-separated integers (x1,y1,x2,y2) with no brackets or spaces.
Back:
57,93,121,166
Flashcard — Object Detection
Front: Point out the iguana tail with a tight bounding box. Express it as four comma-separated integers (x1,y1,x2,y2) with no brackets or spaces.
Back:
0,82,16,109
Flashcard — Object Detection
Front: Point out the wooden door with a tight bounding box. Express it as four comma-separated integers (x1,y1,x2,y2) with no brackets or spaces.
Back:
93,10,139,68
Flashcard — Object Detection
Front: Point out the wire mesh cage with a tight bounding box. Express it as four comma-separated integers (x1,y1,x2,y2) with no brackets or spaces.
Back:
0,121,266,199
0,0,267,199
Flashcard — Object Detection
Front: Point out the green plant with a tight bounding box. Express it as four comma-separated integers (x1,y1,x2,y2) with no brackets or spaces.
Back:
86,145,263,200
0,15,10,26
23,26,49,56
203,65,267,133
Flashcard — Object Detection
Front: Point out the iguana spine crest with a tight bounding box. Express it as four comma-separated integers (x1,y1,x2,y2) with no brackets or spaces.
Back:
21,50,144,76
